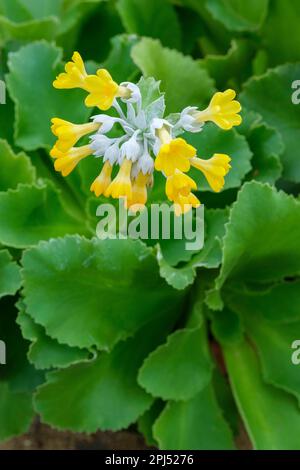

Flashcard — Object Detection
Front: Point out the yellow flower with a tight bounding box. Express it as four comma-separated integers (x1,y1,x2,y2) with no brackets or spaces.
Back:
191,154,231,192
90,161,113,197
155,138,196,176
84,69,119,110
105,159,133,200
51,145,92,177
51,118,100,152
166,170,200,216
194,89,242,130
126,172,151,211
53,52,126,111
53,52,88,89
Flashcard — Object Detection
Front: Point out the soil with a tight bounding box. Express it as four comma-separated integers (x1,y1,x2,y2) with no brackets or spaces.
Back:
0,420,150,450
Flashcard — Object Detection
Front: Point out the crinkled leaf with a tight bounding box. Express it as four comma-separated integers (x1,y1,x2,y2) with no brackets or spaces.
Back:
138,310,213,400
0,249,21,299
226,280,300,324
0,139,36,191
132,38,215,113
0,383,33,443
22,236,184,350
153,384,235,450
205,0,269,32
117,0,181,49
0,183,85,248
34,313,177,433
215,182,300,294
17,309,89,370
241,64,300,182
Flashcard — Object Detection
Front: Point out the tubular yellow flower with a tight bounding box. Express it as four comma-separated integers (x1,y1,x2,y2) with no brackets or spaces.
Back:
51,118,100,152
191,154,231,192
90,161,113,197
105,159,133,200
52,145,92,177
84,69,119,110
194,89,242,130
166,170,200,216
126,172,150,211
53,52,88,89
155,137,196,176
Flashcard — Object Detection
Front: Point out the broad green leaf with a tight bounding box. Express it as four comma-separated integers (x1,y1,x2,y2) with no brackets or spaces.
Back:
186,124,252,192
6,41,90,150
158,209,228,290
34,314,176,432
131,38,215,113
0,94,15,143
0,383,33,442
203,39,257,89
224,338,300,450
240,117,283,184
117,0,181,49
103,34,139,83
0,183,85,248
215,182,300,293
0,139,36,191
226,280,300,324
244,315,300,403
261,0,300,66
241,64,300,182
22,236,184,350
0,16,58,46
0,249,21,298
138,309,213,400
153,384,235,450
17,309,89,370
205,0,269,32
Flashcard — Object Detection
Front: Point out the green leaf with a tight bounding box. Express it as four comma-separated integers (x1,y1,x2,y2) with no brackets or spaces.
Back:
244,315,300,403
158,209,228,290
117,0,181,49
214,182,300,294
22,236,184,350
17,309,89,370
203,39,257,89
138,309,213,400
34,313,176,432
186,124,252,192
0,139,36,191
261,0,300,66
103,34,139,83
6,41,90,151
131,38,215,113
153,384,235,450
224,338,300,450
241,64,300,182
205,0,269,32
0,249,21,299
226,280,300,324
0,383,33,442
238,113,283,184
0,183,85,248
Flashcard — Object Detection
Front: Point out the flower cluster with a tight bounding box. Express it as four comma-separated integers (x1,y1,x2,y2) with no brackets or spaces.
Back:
51,52,242,215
